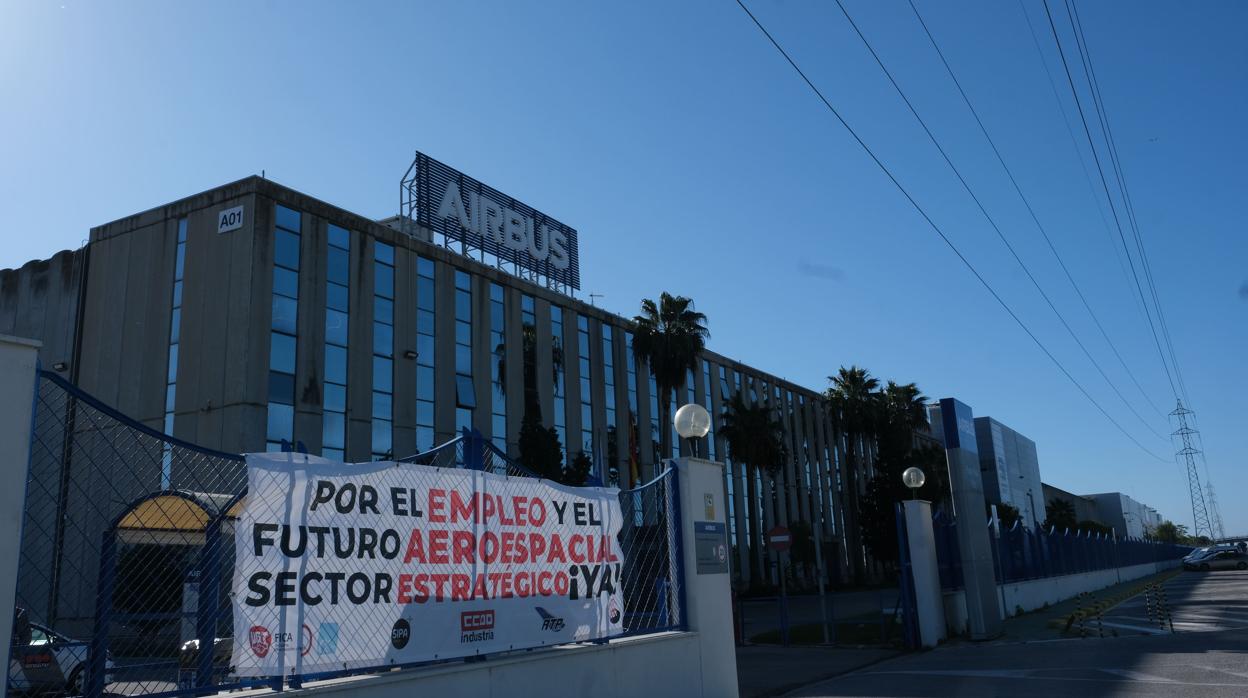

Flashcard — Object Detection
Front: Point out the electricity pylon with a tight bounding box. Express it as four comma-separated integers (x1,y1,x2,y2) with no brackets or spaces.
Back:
1171,401,1212,539
1205,481,1226,541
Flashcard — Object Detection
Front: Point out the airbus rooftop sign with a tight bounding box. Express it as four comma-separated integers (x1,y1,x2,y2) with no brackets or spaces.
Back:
401,152,581,291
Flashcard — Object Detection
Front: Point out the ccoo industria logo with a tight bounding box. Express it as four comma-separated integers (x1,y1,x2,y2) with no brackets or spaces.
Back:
460,610,495,644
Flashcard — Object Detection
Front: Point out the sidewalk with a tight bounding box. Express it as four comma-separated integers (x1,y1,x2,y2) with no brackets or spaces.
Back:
736,645,900,697
967,568,1181,643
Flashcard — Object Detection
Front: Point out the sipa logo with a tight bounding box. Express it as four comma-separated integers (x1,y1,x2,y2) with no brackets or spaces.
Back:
249,626,273,658
535,607,565,632
391,619,410,650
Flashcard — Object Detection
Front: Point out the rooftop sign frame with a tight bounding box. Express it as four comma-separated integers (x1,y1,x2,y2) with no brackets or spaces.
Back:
400,151,581,293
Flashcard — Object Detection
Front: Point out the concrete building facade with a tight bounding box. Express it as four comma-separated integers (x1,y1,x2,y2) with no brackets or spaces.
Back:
973,417,1043,528
3,175,867,598
1040,482,1100,525
1087,492,1160,539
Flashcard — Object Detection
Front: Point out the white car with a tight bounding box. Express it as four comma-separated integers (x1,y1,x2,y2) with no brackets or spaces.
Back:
8,612,112,696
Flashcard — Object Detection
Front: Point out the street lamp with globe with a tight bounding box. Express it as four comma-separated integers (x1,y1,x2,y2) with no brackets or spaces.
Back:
673,403,711,458
902,466,926,500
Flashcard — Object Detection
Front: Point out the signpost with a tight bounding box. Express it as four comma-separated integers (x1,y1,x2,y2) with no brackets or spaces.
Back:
767,526,792,645
766,526,791,552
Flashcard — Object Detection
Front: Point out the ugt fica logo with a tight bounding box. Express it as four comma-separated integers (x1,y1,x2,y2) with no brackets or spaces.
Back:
249,626,273,658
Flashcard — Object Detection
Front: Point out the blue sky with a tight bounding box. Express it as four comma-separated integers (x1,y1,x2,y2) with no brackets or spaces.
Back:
2,1,1244,533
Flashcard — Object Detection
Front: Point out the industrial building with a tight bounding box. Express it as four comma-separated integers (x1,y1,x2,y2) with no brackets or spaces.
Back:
1086,492,1164,540
1,160,864,600
974,417,1043,528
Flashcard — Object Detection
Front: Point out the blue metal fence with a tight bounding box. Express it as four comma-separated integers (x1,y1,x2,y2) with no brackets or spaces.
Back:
930,510,1190,591
12,371,685,698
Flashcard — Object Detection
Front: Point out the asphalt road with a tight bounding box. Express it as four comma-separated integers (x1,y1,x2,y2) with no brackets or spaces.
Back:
791,570,1248,697
1093,569,1248,636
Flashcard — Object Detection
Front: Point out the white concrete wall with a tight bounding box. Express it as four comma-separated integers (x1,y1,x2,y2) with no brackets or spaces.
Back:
0,335,41,668
234,632,702,698
943,559,1181,635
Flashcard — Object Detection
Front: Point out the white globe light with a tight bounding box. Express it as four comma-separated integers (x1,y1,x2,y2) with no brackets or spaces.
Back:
902,467,926,490
674,403,711,439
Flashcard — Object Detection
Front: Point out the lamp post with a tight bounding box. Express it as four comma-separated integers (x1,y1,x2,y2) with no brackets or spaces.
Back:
902,467,926,500
674,403,711,458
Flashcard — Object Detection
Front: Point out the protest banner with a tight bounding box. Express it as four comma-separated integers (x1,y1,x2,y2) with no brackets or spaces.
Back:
231,453,625,676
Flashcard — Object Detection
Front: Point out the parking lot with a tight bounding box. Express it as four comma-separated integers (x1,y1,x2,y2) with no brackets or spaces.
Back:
792,569,1248,697
1089,569,1248,637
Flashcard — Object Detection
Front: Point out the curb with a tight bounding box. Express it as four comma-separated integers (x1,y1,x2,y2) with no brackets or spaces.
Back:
1048,569,1182,632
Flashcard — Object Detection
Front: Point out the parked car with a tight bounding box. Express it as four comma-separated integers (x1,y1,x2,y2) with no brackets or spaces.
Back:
8,607,113,696
177,636,233,689
1184,549,1248,571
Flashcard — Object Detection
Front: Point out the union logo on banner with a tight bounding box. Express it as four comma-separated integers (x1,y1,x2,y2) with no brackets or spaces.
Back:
249,626,272,658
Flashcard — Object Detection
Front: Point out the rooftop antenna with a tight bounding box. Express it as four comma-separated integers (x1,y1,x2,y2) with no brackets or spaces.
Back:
589,293,604,307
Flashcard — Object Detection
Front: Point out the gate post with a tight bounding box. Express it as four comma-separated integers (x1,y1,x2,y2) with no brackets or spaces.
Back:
900,500,946,648
0,335,41,676
673,457,738,698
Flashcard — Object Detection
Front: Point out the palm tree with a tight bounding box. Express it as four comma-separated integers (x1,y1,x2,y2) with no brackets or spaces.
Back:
879,381,928,434
826,365,880,585
632,293,709,461
720,391,788,584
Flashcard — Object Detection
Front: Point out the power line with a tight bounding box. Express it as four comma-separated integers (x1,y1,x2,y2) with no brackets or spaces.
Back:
907,0,1171,424
1039,0,1180,402
1065,0,1193,409
832,0,1166,442
1014,0,1151,336
733,0,1168,462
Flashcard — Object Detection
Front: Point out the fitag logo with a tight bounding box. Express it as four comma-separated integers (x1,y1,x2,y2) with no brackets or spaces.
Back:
391,619,411,650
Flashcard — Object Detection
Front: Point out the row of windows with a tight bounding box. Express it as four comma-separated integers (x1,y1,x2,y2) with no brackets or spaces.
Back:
602,326,618,486
415,257,436,451
577,314,593,465
373,242,396,459
257,208,840,548
454,270,474,444
161,217,188,488
323,225,351,460
489,283,506,454
266,206,301,452
551,306,567,464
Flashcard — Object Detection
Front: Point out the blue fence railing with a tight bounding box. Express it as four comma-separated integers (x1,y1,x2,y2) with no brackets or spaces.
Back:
932,511,1191,590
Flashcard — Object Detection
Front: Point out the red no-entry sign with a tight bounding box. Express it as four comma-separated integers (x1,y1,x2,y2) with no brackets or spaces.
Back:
767,525,792,552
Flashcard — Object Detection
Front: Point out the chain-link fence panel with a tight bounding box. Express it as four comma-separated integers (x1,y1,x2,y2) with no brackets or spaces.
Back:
14,371,248,697
11,375,685,698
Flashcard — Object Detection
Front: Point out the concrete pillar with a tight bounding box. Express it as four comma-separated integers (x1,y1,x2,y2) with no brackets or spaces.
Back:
936,398,1002,640
902,500,946,648
0,335,40,667
674,457,739,698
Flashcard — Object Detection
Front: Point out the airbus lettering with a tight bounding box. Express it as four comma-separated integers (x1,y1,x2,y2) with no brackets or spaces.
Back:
435,181,571,270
